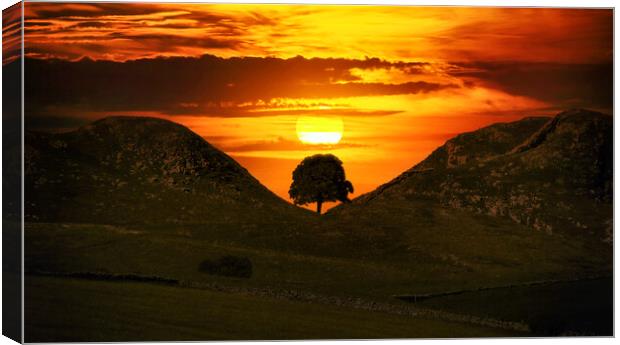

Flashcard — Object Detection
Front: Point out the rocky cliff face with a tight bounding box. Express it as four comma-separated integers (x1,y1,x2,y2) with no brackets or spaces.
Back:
415,116,551,170
334,109,613,242
25,116,308,224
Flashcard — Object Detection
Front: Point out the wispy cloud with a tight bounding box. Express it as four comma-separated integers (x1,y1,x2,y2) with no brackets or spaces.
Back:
24,3,296,61
213,136,369,153
2,3,22,65
24,4,612,64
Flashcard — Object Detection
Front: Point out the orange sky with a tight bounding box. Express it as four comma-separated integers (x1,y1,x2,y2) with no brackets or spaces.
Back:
23,4,612,63
2,2,21,65
19,3,613,210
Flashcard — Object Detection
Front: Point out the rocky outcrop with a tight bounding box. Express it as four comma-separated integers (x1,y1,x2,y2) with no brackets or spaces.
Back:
413,116,550,171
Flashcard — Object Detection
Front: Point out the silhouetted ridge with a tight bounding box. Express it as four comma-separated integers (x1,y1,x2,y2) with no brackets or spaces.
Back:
332,109,612,242
25,116,310,224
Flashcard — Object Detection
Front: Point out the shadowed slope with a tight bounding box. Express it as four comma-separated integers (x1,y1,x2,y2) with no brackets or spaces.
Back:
331,109,612,241
25,116,312,224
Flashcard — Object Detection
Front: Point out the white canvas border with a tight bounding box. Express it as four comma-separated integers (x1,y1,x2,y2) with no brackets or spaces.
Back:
0,1,616,345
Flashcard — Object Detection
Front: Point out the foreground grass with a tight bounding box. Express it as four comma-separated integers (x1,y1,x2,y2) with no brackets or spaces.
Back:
24,201,611,301
23,201,612,340
25,276,519,342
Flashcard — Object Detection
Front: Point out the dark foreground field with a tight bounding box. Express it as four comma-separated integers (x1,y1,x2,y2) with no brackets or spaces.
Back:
25,275,520,342
25,274,611,341
413,277,613,336
23,211,612,341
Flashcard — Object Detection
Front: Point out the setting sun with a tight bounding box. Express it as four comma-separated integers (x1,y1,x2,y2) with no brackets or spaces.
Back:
296,115,344,145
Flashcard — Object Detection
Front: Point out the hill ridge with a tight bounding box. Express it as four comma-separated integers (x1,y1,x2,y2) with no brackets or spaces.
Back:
25,116,312,224
331,109,612,241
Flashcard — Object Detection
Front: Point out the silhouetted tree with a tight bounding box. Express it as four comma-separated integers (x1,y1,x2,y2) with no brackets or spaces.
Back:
289,154,354,214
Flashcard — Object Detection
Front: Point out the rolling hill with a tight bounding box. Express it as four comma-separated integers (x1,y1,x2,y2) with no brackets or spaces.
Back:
330,109,613,242
25,116,312,224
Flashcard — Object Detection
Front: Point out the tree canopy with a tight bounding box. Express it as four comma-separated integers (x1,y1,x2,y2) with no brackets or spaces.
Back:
289,154,354,214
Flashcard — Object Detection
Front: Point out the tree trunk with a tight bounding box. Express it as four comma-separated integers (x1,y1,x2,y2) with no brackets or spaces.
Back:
316,200,322,214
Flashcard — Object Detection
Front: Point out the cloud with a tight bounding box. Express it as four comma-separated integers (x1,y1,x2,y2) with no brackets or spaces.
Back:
2,3,22,66
168,104,404,117
213,137,369,152
106,32,244,50
23,4,613,65
242,109,403,117
451,62,613,111
24,54,454,119
26,3,170,19
71,21,112,29
24,52,612,130
23,3,285,61
429,8,612,64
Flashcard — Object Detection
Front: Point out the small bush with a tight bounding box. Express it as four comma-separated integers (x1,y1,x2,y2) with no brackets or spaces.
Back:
199,255,252,278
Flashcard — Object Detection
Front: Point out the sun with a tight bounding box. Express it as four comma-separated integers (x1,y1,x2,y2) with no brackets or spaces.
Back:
296,115,344,145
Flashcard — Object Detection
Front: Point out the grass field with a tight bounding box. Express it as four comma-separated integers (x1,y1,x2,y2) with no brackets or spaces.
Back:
25,200,611,296
23,199,613,340
25,276,521,342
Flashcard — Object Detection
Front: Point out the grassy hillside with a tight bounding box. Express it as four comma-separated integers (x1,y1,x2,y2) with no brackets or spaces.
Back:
25,116,314,224
333,109,613,241
25,200,611,300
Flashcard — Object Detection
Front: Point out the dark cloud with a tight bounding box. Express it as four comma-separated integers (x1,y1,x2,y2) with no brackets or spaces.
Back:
275,81,455,99
106,32,244,50
452,62,613,111
24,50,612,133
239,109,403,117
27,3,167,19
24,54,452,119
167,105,403,117
30,21,54,26
71,21,109,29
215,137,369,152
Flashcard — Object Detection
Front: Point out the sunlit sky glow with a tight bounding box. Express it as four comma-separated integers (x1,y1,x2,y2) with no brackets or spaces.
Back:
14,3,613,209
296,116,344,144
